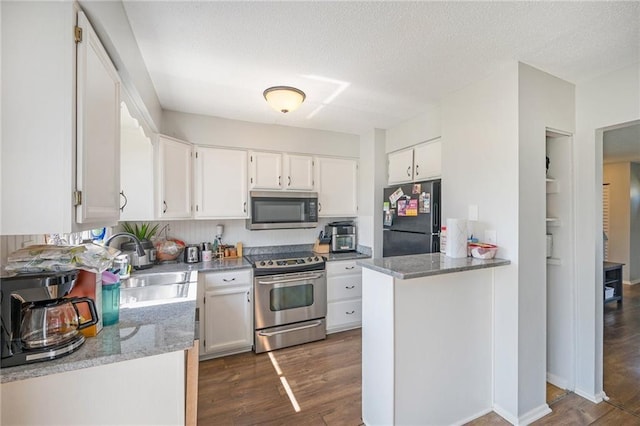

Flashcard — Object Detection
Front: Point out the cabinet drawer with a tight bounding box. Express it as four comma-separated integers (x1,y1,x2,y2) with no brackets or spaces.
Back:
204,269,251,289
328,275,362,301
326,260,362,276
327,299,362,329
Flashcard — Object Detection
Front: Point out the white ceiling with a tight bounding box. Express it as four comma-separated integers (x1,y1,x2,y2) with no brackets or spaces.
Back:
122,1,639,136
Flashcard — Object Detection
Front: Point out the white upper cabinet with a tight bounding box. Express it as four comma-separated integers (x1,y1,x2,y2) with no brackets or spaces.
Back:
284,154,314,190
249,151,314,191
315,157,358,217
249,151,282,189
75,12,121,225
1,4,121,234
387,138,442,185
119,103,155,221
194,147,248,218
413,139,442,181
388,148,415,184
156,135,192,219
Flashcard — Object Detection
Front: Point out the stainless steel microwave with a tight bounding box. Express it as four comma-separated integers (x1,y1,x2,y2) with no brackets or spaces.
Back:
247,191,318,230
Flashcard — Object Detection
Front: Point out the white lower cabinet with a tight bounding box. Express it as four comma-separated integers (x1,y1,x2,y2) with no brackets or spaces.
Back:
199,269,253,359
326,260,363,333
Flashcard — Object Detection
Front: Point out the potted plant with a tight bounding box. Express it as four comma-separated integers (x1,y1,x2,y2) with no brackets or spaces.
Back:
120,222,159,253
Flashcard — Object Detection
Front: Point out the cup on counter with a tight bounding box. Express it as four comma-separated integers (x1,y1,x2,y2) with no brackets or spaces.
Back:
202,250,213,262
102,271,120,326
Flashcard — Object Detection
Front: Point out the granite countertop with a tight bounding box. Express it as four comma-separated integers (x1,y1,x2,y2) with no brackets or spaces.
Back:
134,257,252,275
357,253,510,280
323,251,371,261
1,299,196,384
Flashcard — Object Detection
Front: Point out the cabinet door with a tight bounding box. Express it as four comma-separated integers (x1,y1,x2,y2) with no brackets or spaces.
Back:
120,104,154,221
413,139,441,180
284,154,314,190
203,285,252,355
315,157,358,217
76,11,121,225
157,135,192,219
249,151,282,189
194,147,248,218
387,148,414,185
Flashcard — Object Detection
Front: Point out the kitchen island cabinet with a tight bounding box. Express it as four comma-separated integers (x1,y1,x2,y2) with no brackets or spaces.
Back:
357,253,510,425
2,4,121,234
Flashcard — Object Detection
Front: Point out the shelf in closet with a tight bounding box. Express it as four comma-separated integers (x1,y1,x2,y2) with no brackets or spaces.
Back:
547,257,562,266
546,217,561,226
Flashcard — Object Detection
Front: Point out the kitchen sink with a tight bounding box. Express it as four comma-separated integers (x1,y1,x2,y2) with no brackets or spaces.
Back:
119,270,198,308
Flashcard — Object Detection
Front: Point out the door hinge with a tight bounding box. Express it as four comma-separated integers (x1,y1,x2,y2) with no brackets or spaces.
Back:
73,190,82,206
74,26,83,43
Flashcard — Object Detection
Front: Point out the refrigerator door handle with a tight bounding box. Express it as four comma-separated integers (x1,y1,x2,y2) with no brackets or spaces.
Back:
433,202,439,229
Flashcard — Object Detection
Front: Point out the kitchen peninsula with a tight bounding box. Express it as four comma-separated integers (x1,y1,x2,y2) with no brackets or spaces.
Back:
357,253,510,425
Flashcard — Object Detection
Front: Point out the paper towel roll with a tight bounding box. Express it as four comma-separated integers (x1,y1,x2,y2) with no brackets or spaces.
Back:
446,218,468,258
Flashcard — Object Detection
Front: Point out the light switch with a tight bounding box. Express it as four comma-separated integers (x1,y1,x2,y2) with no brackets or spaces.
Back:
485,230,497,245
468,205,479,221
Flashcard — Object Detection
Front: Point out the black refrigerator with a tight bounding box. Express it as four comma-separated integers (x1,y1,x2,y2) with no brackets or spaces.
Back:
382,179,441,257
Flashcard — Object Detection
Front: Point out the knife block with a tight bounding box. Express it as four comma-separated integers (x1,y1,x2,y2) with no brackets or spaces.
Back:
313,239,329,254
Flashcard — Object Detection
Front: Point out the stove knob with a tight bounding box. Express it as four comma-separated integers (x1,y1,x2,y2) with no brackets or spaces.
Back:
314,256,319,261
307,257,312,262
268,260,274,265
260,261,266,266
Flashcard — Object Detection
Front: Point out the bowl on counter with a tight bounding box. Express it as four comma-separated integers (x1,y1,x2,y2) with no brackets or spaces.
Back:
469,243,498,259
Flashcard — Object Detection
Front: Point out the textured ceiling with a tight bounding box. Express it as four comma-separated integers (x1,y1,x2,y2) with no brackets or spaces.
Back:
122,1,639,135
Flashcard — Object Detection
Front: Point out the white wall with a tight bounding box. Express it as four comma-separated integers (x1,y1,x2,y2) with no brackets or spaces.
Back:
441,62,521,419
358,129,386,257
603,163,631,280
385,104,441,153
574,62,640,402
631,163,640,283
162,110,359,158
79,1,162,131
518,63,575,413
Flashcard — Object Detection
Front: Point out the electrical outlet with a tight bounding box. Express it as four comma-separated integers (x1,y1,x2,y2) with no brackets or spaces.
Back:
484,230,497,245
468,205,479,221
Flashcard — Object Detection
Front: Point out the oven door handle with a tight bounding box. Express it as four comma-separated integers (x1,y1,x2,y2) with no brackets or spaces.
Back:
257,320,324,337
257,274,324,285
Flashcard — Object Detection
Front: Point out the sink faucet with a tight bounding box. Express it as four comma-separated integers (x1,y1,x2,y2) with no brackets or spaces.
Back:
104,232,146,257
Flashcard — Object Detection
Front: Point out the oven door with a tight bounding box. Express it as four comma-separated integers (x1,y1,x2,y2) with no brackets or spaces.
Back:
254,271,326,330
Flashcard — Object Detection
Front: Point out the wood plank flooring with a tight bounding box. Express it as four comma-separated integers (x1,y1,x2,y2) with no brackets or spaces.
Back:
198,285,640,425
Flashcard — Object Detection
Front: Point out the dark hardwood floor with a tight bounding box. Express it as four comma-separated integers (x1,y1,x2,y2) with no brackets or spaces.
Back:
198,286,640,425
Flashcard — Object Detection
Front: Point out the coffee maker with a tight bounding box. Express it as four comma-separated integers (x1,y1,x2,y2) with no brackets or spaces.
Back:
1,270,98,367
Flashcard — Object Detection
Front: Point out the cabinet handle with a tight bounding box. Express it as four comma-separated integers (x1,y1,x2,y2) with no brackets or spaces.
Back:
319,202,322,212
407,166,411,177
163,201,168,214
345,310,355,315
243,201,247,213
278,176,281,186
288,176,291,187
119,190,128,212
345,285,355,289
222,278,236,282
247,290,250,303
415,164,419,176
345,266,355,270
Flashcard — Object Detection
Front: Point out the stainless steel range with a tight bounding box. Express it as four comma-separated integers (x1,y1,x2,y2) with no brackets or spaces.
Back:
246,252,326,353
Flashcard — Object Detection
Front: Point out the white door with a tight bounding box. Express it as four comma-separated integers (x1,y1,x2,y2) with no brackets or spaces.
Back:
284,154,314,190
203,285,252,354
316,157,358,217
75,11,121,225
413,139,442,180
387,148,414,185
194,147,248,218
157,135,192,218
249,151,282,189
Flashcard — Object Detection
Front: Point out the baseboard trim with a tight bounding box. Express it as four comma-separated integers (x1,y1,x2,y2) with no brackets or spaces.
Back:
452,407,494,426
573,387,605,403
546,372,569,390
493,403,551,425
623,279,640,285
518,404,552,425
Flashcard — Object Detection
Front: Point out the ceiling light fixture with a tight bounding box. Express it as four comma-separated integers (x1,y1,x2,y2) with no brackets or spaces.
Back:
263,86,306,113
